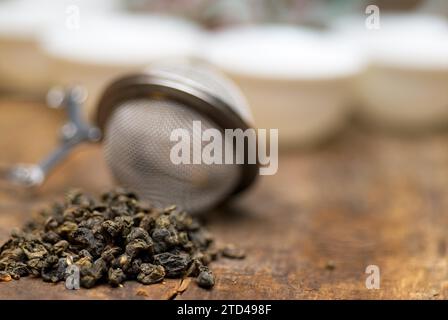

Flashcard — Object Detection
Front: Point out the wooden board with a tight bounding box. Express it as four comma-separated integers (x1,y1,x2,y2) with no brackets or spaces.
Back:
1,100,448,299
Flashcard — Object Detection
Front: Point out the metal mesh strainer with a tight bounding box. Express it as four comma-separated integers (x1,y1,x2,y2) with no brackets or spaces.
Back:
96,64,258,212
142,64,254,125
104,98,240,212
2,63,258,213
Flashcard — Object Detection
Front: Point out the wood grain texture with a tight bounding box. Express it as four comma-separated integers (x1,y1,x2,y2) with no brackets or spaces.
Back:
1,100,448,299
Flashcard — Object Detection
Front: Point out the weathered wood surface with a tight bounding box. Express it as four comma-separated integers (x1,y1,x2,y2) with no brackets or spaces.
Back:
1,100,448,299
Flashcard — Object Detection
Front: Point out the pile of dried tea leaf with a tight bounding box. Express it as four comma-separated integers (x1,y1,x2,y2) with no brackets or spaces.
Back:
0,188,244,289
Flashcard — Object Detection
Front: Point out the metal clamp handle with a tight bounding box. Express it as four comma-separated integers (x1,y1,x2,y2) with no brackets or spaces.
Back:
5,86,101,187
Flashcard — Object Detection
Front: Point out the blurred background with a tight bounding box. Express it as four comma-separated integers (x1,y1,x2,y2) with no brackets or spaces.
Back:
2,0,448,299
1,0,448,148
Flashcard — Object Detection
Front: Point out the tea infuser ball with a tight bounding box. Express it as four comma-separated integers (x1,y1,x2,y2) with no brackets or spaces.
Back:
96,64,258,212
4,64,258,212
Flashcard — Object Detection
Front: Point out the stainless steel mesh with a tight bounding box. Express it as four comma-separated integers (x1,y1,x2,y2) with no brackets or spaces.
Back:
102,64,253,213
103,99,240,212
145,63,254,125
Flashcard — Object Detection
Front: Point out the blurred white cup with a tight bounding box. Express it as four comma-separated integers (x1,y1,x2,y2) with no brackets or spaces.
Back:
333,14,448,130
40,13,202,119
0,0,122,95
202,25,365,147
